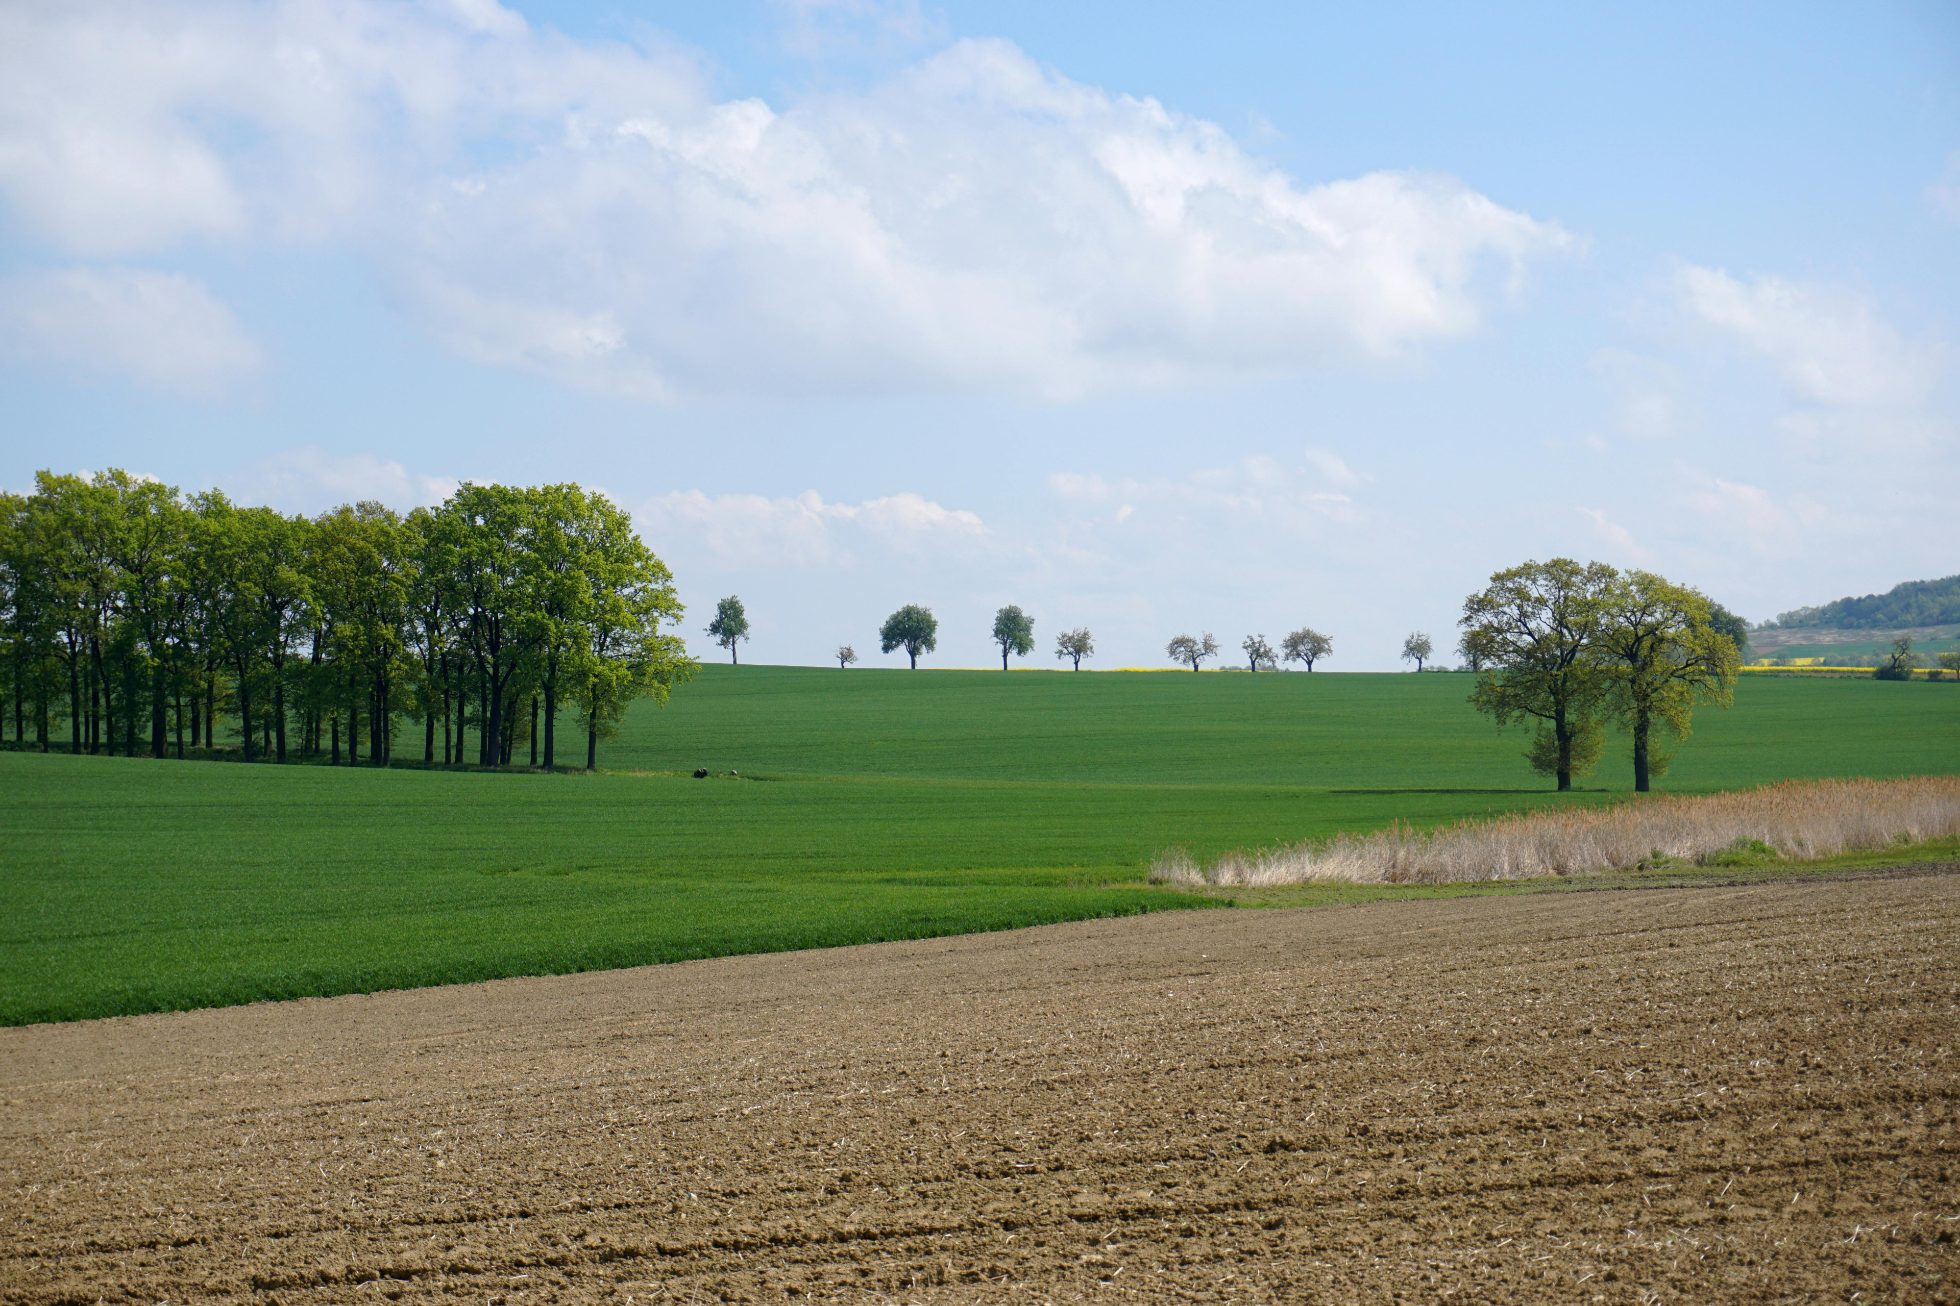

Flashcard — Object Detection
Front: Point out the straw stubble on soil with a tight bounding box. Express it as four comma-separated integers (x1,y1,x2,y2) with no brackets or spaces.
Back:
3,873,1957,1303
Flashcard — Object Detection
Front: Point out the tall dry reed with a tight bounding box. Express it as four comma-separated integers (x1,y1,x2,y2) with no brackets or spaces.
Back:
1149,777,1960,888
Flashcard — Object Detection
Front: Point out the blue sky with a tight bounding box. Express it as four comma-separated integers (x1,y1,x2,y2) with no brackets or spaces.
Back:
2,0,1955,668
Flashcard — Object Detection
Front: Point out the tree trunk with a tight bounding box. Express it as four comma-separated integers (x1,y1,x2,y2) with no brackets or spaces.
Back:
349,688,360,765
587,717,598,771
1002,647,1009,671
908,650,918,670
331,714,340,765
174,680,184,760
1632,709,1651,793
66,654,82,753
529,695,539,767
542,680,556,770
484,658,502,768
150,664,167,757
424,709,435,764
1553,706,1573,793
731,644,738,666
274,672,287,763
237,671,255,762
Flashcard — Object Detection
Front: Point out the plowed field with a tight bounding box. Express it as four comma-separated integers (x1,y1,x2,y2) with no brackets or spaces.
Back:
4,873,1957,1303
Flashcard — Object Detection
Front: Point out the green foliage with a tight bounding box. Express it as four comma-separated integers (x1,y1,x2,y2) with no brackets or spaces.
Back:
991,604,1035,668
880,603,938,668
1702,836,1783,868
1707,602,1749,659
836,644,858,668
1402,632,1433,670
707,595,750,663
1242,633,1276,671
0,471,687,771
1770,573,1960,630
2,668,1954,1025
1526,715,1603,781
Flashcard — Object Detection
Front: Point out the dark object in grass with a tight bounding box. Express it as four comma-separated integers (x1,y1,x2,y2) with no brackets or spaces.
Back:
693,768,709,779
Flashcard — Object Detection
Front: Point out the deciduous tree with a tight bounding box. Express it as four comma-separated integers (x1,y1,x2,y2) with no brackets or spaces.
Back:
1242,633,1275,671
880,604,938,669
707,595,750,665
836,644,857,669
991,604,1034,670
1401,632,1433,672
1460,558,1617,790
1054,627,1093,671
1596,570,1739,792
1167,632,1217,671
1281,627,1331,671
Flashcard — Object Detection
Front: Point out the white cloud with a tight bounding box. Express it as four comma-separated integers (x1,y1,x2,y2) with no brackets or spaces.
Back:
1674,265,1940,408
0,267,259,396
0,4,1572,400
226,447,459,514
643,488,987,571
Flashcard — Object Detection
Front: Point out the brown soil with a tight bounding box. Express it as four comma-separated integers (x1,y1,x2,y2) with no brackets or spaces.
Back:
3,875,1957,1303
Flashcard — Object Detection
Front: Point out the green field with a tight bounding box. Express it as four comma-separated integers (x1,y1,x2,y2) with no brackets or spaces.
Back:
4,668,1955,1025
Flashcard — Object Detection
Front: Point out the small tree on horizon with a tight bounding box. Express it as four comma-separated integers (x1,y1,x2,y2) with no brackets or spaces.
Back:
1055,627,1094,670
836,644,857,669
1402,632,1433,672
1281,627,1331,671
706,595,749,665
1242,633,1276,671
991,604,1035,670
1874,635,1917,681
880,604,938,669
1167,632,1218,671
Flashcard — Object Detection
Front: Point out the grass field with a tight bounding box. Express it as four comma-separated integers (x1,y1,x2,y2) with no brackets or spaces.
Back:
4,667,1955,1025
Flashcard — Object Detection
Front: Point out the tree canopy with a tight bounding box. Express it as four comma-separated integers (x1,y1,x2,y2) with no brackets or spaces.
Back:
991,605,1035,670
1401,632,1433,671
1768,574,1960,630
1167,632,1218,671
1462,558,1739,792
1280,628,1331,671
707,595,750,665
1054,627,1094,671
0,470,692,771
1241,633,1276,671
880,604,938,669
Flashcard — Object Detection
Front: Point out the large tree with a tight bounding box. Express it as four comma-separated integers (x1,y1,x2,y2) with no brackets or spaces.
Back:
707,595,750,665
1242,633,1276,671
1281,627,1331,671
1054,627,1093,671
1460,558,1618,791
1596,570,1739,792
991,605,1035,670
880,604,938,669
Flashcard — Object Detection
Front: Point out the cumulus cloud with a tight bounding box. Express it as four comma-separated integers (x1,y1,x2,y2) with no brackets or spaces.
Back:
0,2,1571,400
226,447,459,514
643,488,986,571
0,267,260,396
1674,265,1940,408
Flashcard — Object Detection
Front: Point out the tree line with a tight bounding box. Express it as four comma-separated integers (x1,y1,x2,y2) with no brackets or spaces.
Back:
0,471,693,770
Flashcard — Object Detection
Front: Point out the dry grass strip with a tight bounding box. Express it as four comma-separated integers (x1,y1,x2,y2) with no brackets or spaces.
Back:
1151,776,1960,887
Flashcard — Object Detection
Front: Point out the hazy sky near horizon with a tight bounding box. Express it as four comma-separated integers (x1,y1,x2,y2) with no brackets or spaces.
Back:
3,0,1956,668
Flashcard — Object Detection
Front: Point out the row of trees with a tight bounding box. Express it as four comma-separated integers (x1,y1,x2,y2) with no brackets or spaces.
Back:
0,471,693,770
1459,559,1740,792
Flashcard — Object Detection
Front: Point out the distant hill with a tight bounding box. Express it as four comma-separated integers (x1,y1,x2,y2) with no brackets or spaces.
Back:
1765,574,1960,630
